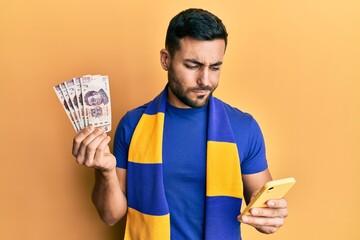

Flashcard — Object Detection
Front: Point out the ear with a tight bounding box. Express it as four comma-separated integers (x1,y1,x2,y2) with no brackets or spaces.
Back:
160,49,170,71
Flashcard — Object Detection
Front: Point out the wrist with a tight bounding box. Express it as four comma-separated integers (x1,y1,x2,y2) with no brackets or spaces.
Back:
95,167,116,179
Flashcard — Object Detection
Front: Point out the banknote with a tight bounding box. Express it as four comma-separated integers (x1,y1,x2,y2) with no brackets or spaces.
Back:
65,79,85,130
73,77,86,127
81,75,111,132
53,85,79,132
54,74,111,132
60,82,81,131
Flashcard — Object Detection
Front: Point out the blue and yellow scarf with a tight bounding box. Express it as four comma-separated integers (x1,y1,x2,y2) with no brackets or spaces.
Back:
125,86,244,239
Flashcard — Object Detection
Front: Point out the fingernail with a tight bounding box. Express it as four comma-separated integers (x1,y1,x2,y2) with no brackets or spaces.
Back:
241,216,249,223
251,209,258,215
268,201,275,207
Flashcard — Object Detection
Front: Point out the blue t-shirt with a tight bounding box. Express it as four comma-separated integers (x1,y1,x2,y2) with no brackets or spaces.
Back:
114,100,268,239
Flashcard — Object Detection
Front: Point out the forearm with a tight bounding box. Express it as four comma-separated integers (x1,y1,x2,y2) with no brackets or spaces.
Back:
242,169,272,204
92,169,127,225
240,169,288,234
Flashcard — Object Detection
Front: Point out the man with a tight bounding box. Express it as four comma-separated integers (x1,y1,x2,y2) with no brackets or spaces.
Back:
72,8,288,239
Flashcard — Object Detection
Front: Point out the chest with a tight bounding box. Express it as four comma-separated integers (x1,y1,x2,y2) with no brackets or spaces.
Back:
162,108,207,183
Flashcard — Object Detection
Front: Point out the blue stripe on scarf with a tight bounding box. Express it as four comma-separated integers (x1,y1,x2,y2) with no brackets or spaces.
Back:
204,196,242,240
207,97,236,143
144,91,166,115
127,162,169,215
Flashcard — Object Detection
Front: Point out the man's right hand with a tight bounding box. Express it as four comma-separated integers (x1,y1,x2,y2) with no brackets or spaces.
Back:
72,126,127,225
72,126,116,173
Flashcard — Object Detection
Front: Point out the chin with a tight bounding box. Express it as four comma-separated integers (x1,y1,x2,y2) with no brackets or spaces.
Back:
189,96,210,108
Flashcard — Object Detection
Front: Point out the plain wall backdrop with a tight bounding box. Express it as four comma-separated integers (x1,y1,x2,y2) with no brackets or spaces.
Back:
1,0,359,239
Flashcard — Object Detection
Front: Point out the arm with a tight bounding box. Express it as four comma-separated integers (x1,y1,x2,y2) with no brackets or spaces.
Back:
91,168,127,225
239,169,289,234
242,169,272,204
72,126,127,225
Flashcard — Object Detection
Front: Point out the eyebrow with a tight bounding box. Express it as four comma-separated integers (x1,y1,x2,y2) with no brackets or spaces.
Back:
184,59,223,67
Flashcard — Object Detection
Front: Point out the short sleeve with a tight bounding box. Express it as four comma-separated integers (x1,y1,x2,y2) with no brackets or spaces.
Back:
224,104,268,174
113,104,148,169
240,118,268,174
113,114,131,169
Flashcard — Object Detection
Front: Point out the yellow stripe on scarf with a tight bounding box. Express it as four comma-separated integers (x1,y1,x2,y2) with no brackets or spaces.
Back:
206,141,243,198
128,112,165,164
125,208,170,240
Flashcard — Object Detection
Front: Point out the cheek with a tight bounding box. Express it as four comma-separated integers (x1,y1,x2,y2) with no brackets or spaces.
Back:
172,66,194,84
210,71,221,84
178,71,195,85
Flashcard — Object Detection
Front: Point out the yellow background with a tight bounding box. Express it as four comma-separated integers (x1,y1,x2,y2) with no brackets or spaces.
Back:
1,0,359,239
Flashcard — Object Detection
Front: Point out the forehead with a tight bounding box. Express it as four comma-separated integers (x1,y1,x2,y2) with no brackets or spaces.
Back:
174,37,226,63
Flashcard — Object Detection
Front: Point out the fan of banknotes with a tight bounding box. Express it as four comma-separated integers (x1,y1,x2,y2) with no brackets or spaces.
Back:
53,75,111,132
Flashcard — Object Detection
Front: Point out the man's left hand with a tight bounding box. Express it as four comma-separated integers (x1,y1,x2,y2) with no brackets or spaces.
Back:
238,198,288,234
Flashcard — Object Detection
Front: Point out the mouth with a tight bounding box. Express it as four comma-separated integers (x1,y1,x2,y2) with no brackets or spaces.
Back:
191,87,212,95
192,89,208,94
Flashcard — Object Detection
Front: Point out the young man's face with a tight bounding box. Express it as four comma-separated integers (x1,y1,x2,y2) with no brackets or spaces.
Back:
165,37,226,108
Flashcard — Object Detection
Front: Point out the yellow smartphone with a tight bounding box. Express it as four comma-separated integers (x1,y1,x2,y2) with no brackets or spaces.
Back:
240,177,296,217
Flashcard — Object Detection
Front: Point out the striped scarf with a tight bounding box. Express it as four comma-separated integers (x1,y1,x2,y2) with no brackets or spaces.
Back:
125,86,244,239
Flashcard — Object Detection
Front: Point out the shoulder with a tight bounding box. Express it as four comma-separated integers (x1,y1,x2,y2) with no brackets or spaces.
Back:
218,99,268,173
113,102,150,168
220,100,258,129
114,101,150,145
119,102,150,129
218,99,264,147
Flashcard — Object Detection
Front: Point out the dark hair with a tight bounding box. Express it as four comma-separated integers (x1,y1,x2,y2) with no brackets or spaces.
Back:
165,8,228,56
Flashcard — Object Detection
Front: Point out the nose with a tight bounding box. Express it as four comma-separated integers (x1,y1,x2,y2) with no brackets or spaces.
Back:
196,67,210,87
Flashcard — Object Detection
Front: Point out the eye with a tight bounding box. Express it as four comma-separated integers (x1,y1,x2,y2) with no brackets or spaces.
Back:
210,66,221,71
184,63,198,70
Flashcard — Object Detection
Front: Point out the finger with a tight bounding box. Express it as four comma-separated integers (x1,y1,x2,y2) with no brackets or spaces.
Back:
250,207,288,218
76,128,105,165
93,136,112,169
255,225,280,234
94,136,111,160
83,133,108,167
72,126,95,156
267,198,288,209
240,215,285,229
